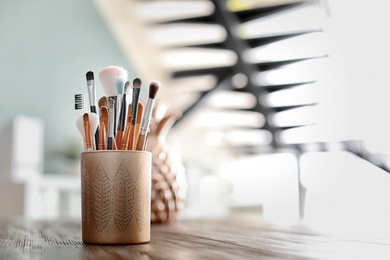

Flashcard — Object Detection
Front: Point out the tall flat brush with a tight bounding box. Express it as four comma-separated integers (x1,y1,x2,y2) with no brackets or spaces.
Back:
99,66,128,136
86,71,99,149
128,78,142,150
136,81,160,151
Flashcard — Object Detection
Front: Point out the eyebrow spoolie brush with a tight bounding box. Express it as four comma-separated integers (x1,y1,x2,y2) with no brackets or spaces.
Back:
86,71,99,149
128,78,142,150
136,81,160,151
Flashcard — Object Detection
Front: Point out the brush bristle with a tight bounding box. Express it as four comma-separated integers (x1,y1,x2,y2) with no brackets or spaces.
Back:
99,66,128,97
149,81,160,99
109,97,115,109
88,113,99,133
132,78,142,89
86,71,94,81
75,114,86,138
116,77,126,95
124,81,131,95
75,94,85,110
98,96,107,109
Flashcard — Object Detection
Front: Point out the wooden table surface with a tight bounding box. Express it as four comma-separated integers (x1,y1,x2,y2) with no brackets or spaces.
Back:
1,214,390,260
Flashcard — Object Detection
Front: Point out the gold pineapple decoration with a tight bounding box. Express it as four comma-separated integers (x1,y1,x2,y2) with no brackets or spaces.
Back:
147,104,186,223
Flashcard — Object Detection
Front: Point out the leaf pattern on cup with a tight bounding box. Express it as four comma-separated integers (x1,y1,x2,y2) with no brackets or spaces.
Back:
81,159,92,227
134,167,148,231
93,160,112,232
113,160,135,232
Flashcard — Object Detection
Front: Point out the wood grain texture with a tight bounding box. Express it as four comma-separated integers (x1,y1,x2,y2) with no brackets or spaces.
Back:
1,215,390,259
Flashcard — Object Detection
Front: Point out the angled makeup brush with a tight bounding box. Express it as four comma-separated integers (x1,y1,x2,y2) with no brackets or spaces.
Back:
100,106,109,146
116,80,130,148
99,66,128,136
76,112,98,151
98,96,108,111
128,78,142,150
136,81,160,151
86,71,99,149
107,97,116,150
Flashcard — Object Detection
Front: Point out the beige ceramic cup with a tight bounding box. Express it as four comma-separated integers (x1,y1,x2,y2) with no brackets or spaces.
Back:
81,150,151,244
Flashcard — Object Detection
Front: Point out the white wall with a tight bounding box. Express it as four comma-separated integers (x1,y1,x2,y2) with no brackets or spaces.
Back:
0,0,136,173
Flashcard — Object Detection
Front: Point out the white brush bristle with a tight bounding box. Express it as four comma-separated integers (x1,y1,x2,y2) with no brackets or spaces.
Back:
99,66,128,97
76,114,85,139
89,113,99,133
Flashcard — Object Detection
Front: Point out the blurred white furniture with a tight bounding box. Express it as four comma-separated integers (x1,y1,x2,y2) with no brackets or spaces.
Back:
0,116,81,219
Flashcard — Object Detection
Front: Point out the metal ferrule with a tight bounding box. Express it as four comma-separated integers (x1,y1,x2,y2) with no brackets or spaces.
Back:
140,99,154,135
87,80,96,107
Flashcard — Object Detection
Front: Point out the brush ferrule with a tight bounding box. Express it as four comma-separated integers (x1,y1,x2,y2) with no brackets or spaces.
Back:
140,98,154,135
87,80,96,107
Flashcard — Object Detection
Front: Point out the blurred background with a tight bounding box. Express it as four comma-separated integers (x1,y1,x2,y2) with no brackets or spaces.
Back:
1,0,390,236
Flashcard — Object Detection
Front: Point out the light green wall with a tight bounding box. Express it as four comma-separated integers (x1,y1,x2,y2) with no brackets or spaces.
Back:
0,0,136,173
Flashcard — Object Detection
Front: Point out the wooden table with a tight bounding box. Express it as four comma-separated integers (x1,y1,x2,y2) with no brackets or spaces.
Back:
1,214,390,259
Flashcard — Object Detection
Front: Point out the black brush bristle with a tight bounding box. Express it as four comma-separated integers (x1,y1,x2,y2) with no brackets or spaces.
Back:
149,81,160,99
132,78,142,89
75,94,85,110
86,71,94,81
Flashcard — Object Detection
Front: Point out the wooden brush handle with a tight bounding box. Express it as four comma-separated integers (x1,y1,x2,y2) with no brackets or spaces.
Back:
99,120,106,150
116,130,123,149
136,134,147,151
128,124,135,150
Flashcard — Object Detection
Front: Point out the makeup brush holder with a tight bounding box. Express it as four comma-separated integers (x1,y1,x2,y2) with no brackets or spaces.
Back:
81,150,151,244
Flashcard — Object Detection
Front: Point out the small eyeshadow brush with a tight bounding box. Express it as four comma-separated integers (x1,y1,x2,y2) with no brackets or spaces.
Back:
136,81,160,151
128,78,142,150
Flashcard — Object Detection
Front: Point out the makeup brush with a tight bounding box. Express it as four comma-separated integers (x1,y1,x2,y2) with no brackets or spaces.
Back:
99,66,128,136
98,96,108,111
75,112,98,151
75,94,88,150
136,81,160,151
134,102,144,148
121,114,133,150
124,102,144,149
76,115,86,150
116,76,126,126
116,80,130,148
128,78,142,150
100,106,109,147
83,113,93,151
107,97,116,150
86,71,99,149
99,113,106,150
